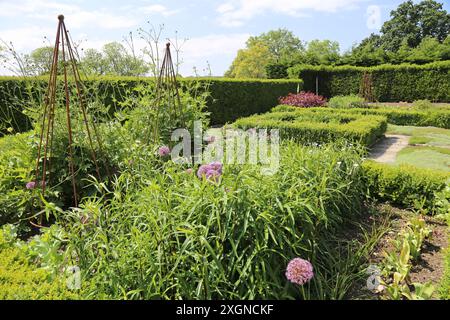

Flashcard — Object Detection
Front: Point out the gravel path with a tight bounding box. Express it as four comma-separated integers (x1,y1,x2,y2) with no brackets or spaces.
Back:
369,135,410,163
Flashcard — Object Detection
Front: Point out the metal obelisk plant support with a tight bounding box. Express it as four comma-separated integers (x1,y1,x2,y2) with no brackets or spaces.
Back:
150,42,184,143
34,15,107,210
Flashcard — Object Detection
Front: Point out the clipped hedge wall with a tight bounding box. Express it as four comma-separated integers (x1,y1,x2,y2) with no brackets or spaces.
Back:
271,105,450,129
362,160,450,212
234,109,387,147
288,61,450,102
0,77,302,134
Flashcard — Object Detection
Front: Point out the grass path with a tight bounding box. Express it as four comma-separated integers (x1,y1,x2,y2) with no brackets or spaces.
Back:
370,125,450,172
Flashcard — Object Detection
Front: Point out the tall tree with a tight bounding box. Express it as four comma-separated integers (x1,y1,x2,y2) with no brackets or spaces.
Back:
380,0,450,51
246,29,304,64
303,40,340,65
225,42,273,78
26,47,54,75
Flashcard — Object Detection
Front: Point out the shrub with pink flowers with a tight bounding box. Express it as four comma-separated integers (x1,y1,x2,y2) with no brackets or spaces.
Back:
278,91,327,108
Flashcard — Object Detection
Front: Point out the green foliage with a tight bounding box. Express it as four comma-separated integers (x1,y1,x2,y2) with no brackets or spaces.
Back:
56,141,367,299
288,61,450,102
342,1,450,66
302,40,341,66
234,109,387,147
380,0,450,52
380,214,434,300
0,225,82,300
439,246,450,299
411,99,434,110
273,105,450,129
362,160,449,212
328,95,368,109
265,63,289,79
224,42,273,78
0,77,302,130
0,133,35,228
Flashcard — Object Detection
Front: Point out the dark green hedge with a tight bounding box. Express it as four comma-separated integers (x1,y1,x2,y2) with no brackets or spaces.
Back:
271,105,450,129
362,160,449,212
288,61,450,102
234,109,387,147
0,77,303,134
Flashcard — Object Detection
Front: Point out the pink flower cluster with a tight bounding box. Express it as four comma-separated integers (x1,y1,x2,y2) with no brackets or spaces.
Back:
158,146,171,157
26,181,45,190
197,162,223,182
285,258,314,285
279,92,327,108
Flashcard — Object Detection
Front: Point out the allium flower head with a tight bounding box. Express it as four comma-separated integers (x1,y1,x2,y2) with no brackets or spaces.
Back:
197,162,223,182
158,146,170,157
26,181,37,190
185,168,193,174
286,258,314,285
209,161,223,174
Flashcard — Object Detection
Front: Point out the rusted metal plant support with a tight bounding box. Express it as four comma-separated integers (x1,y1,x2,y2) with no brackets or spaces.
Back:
151,42,184,142
34,15,107,211
360,72,375,102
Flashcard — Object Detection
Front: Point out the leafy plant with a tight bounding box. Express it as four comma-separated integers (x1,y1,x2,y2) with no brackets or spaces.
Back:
328,95,368,109
279,91,327,108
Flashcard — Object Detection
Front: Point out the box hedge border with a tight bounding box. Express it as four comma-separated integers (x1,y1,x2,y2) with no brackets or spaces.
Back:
234,109,387,147
362,160,450,212
271,105,450,129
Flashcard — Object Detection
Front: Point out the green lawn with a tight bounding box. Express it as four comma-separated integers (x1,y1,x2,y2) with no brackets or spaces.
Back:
386,125,450,172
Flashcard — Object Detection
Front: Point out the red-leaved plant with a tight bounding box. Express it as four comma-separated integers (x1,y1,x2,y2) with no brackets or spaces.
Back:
279,92,327,108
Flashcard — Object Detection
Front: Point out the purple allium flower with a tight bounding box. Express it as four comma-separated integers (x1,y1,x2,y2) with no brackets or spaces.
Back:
205,169,221,182
26,181,37,190
197,162,223,182
158,146,170,157
197,164,211,179
209,161,223,174
286,258,314,285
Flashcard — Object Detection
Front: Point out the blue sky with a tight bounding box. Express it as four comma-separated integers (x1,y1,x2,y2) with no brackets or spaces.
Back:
0,0,449,76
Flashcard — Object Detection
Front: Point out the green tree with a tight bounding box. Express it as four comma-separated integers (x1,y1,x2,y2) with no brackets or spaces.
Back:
80,48,105,75
26,47,54,75
407,36,447,63
380,0,450,51
101,42,148,76
341,34,388,66
225,42,273,78
303,40,340,65
246,28,304,64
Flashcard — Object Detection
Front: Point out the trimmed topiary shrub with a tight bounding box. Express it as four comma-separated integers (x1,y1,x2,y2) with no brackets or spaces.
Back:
270,105,450,129
362,160,450,212
234,109,387,147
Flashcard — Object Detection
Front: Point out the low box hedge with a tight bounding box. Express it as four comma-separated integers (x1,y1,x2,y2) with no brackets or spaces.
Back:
234,109,387,147
362,160,450,212
271,105,450,129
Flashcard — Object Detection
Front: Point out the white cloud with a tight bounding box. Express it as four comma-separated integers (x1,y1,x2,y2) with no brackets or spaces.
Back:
141,4,179,17
0,26,54,51
0,0,138,30
216,0,367,27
